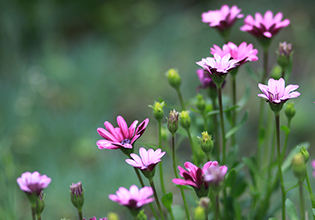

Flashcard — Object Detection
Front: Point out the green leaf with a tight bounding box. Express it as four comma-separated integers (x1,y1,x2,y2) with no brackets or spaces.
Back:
226,111,249,139
285,199,299,220
312,208,315,216
225,105,233,125
231,182,247,198
282,142,310,172
245,65,260,82
206,105,239,117
161,192,173,211
225,169,237,188
190,107,201,114
281,125,290,136
268,218,279,220
237,85,251,110
242,157,259,176
258,127,265,146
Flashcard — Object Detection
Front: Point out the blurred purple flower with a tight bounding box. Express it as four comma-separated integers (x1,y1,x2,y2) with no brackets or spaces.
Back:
17,171,51,195
83,217,107,220
126,147,165,172
258,78,300,104
203,162,228,185
240,11,290,38
97,116,149,150
312,160,315,177
196,69,217,91
70,181,83,196
202,5,243,31
109,185,154,209
210,42,258,65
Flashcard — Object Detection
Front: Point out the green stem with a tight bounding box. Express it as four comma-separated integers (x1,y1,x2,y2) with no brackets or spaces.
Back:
231,74,237,147
305,168,315,220
31,204,36,220
215,195,220,220
149,179,165,220
158,120,166,195
262,48,269,84
275,114,286,220
186,128,197,165
217,86,226,165
176,88,186,110
78,210,83,220
210,95,220,162
172,135,190,220
281,68,286,79
202,113,208,132
37,216,42,220
299,182,305,220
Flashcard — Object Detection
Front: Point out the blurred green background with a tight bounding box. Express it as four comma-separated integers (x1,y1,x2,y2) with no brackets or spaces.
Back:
1,0,315,219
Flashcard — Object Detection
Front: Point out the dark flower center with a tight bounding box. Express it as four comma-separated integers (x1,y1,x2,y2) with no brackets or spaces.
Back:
121,139,131,145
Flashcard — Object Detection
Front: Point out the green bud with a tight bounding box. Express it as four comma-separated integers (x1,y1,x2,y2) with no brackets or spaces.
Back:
70,182,84,211
196,94,206,112
135,209,147,220
35,191,45,216
107,212,120,220
299,146,309,163
194,206,206,220
285,102,296,120
270,65,282,80
180,111,191,130
166,69,181,90
149,101,165,121
292,153,306,181
167,109,179,135
277,42,293,70
198,131,214,154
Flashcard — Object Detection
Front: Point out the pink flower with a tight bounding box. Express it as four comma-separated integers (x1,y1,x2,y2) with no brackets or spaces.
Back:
17,171,51,195
126,147,165,172
97,116,149,150
258,78,300,104
83,217,107,220
240,11,290,38
196,54,239,78
312,160,315,178
203,162,228,185
109,185,154,209
210,42,258,65
202,5,243,31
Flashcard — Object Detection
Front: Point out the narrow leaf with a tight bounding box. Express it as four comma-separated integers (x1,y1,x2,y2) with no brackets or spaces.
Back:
225,169,237,188
245,65,260,82
285,199,299,220
161,192,173,211
237,85,251,110
226,111,249,139
268,218,279,220
281,125,290,136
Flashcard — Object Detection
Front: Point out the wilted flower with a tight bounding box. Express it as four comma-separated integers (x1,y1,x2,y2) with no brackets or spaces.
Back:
277,42,293,70
17,171,51,196
203,161,228,185
97,116,149,150
240,11,290,39
109,185,154,209
202,5,243,31
83,217,107,220
210,42,258,65
258,78,300,104
125,147,165,178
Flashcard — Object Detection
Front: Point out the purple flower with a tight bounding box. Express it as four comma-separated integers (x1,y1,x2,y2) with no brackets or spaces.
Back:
196,54,239,78
125,147,165,172
97,116,149,150
109,185,154,209
240,11,290,38
70,181,83,196
203,162,228,185
196,69,217,91
210,42,258,65
202,5,243,31
83,217,107,220
17,171,51,195
258,78,300,104
312,160,315,178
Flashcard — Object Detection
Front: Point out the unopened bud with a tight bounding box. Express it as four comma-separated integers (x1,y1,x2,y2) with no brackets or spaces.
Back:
149,102,165,121
198,131,214,154
299,146,309,163
70,181,84,211
285,102,296,120
167,110,179,135
180,111,191,130
36,191,45,216
292,153,306,181
194,206,206,220
196,94,206,112
135,210,147,220
166,69,181,90
199,197,210,209
107,212,119,220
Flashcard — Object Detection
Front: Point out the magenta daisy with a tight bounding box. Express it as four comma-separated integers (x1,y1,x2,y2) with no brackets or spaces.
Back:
83,217,107,220
240,11,290,39
126,147,165,172
258,78,300,104
17,171,51,195
203,162,228,185
109,185,154,209
210,42,258,65
202,5,243,31
97,116,149,150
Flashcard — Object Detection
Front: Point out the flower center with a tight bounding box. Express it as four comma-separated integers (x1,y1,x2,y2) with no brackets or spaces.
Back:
121,139,131,145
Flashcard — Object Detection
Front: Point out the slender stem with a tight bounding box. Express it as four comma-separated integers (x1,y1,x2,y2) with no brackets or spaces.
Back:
202,113,208,132
217,86,226,165
37,216,42,220
210,95,220,162
275,114,286,220
215,195,220,220
281,69,286,79
262,49,269,84
176,88,186,110
172,135,190,220
299,182,305,220
149,179,165,220
231,74,237,147
158,120,166,195
31,204,36,220
305,168,315,220
78,210,83,220
186,128,197,165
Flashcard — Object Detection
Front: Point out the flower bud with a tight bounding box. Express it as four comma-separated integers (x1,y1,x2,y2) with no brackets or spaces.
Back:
285,102,296,120
36,191,45,216
199,197,210,209
166,69,181,90
292,153,306,181
107,212,119,220
149,101,165,121
180,111,191,130
167,110,179,135
277,42,293,69
70,181,84,211
194,206,206,220
196,94,206,112
198,131,214,154
299,146,309,163
135,210,147,220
